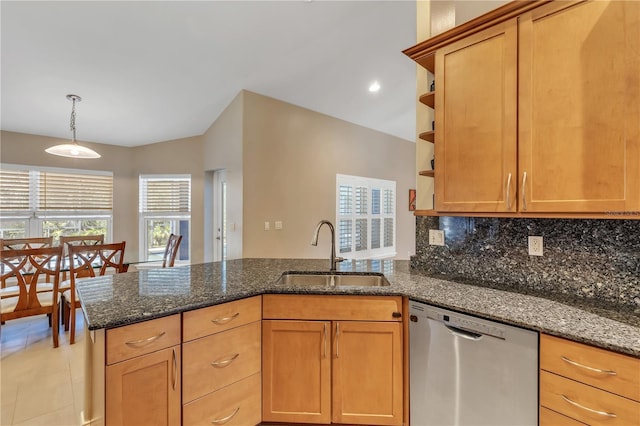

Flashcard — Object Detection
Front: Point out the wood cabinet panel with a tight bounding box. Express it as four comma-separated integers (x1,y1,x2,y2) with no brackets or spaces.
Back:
182,321,261,403
518,0,640,213
182,295,261,342
541,334,640,402
183,373,261,426
105,345,181,426
106,314,180,365
540,370,640,425
262,320,332,424
539,407,586,426
262,294,402,322
433,19,518,212
332,321,403,426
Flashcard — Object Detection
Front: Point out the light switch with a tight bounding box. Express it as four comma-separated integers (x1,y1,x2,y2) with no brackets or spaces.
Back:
275,221,283,230
264,221,270,231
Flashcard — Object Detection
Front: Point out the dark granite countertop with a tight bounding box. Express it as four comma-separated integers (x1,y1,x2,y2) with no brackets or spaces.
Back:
76,258,640,358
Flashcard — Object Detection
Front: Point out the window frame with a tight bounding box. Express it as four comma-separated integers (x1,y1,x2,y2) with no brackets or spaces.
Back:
336,174,396,260
0,163,113,242
138,174,191,262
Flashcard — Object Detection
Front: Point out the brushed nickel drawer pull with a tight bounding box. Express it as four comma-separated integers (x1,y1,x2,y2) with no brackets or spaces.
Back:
125,331,166,347
211,312,239,325
211,353,240,368
560,356,617,375
521,171,528,211
335,322,340,358
211,407,240,425
506,173,512,210
561,394,617,418
323,323,327,359
172,348,177,390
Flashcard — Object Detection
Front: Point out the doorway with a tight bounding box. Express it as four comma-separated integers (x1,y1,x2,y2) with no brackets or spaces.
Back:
213,169,227,262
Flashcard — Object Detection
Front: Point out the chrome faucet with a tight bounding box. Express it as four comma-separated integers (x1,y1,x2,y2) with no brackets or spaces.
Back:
311,220,344,272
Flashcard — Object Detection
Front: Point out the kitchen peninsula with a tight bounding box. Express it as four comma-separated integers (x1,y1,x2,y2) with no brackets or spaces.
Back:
78,259,640,426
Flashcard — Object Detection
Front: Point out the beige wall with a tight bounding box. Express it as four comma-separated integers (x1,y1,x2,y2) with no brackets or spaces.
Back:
0,131,138,259
202,93,244,260
2,89,416,262
241,91,416,260
133,135,205,263
0,130,204,263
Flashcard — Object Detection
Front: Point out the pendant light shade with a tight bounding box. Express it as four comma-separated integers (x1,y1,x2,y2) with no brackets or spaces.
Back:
45,94,101,159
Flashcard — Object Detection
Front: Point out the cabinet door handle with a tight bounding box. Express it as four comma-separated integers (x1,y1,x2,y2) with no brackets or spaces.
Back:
561,395,616,418
211,312,239,325
335,322,340,358
211,353,240,368
323,323,327,359
506,173,512,210
211,407,240,425
171,348,177,390
125,331,165,347
560,356,617,375
521,172,528,211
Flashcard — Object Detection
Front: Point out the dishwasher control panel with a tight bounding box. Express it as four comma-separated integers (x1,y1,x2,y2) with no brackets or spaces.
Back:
410,302,506,339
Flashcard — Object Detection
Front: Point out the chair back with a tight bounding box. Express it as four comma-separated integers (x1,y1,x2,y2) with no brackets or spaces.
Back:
0,246,63,347
1,237,54,250
162,234,183,268
59,235,105,270
67,241,126,280
0,237,56,287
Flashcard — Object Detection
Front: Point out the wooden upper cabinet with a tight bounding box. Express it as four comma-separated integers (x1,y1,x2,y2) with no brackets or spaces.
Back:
408,0,640,217
518,0,640,213
434,19,518,212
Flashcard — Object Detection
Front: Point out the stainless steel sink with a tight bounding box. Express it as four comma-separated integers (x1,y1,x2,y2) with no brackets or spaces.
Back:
277,271,390,287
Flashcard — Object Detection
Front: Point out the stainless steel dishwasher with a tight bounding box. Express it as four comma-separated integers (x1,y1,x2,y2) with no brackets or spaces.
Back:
409,301,538,426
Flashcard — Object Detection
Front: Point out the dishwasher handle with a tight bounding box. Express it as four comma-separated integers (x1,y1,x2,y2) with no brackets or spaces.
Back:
444,323,483,341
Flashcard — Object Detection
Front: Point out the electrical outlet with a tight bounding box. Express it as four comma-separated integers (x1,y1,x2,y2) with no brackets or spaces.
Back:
275,221,283,230
528,236,543,256
429,229,445,246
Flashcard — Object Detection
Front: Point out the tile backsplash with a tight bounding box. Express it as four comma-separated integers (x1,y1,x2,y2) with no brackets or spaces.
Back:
411,216,640,310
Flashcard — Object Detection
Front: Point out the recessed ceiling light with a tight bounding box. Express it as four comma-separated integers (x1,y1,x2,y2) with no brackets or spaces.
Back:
369,81,381,93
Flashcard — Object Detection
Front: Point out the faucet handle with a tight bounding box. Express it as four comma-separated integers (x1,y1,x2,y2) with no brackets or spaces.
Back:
335,256,344,263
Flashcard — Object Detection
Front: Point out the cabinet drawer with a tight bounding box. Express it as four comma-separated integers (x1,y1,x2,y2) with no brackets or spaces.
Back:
183,296,262,342
183,321,261,403
541,334,640,401
106,314,181,365
183,373,261,426
539,407,585,426
262,294,403,321
540,370,640,426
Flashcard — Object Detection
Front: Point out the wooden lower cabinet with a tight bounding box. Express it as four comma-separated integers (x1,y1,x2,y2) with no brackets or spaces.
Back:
183,373,261,426
262,319,403,425
105,345,181,426
540,333,640,426
262,320,331,424
332,321,403,425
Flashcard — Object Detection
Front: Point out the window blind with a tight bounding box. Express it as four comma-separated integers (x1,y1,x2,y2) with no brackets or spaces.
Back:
0,168,30,211
140,176,191,213
39,171,113,211
0,166,113,212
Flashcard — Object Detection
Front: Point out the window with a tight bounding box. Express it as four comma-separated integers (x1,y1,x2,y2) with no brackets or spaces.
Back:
336,174,396,259
139,175,190,262
0,164,113,243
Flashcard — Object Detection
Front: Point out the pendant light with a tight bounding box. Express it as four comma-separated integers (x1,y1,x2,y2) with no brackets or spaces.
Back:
45,94,101,159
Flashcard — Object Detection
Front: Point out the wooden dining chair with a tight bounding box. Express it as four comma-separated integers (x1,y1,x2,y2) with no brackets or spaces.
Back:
1,237,55,286
162,234,183,268
0,245,63,347
59,234,104,280
62,241,126,344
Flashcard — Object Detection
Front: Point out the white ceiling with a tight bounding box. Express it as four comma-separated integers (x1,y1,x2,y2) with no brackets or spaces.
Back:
1,1,418,147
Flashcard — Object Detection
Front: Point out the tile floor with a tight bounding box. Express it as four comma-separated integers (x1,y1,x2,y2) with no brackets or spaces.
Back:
1,314,84,426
